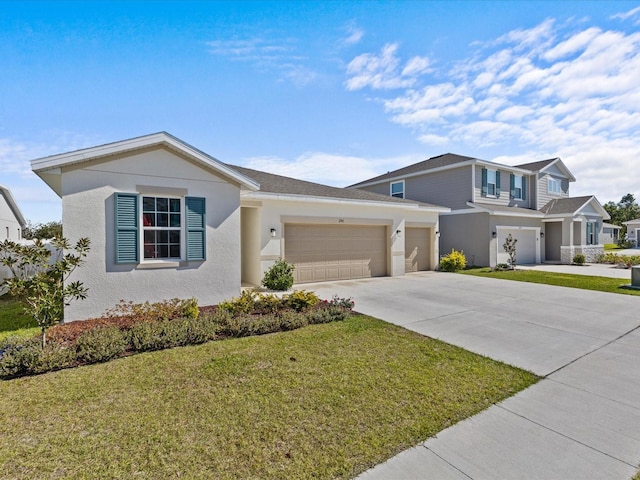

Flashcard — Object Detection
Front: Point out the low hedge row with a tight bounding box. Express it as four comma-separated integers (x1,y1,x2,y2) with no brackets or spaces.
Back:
0,299,352,380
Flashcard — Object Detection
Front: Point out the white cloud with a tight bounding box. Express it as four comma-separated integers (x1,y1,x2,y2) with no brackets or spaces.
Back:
610,6,640,21
206,37,317,86
242,152,426,187
345,43,432,90
344,18,640,203
342,25,364,46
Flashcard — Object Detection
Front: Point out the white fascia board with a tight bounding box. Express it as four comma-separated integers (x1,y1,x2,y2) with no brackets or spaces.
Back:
243,191,450,213
0,184,27,227
440,208,485,216
30,132,260,191
574,196,610,220
476,160,532,175
539,158,577,182
350,160,477,188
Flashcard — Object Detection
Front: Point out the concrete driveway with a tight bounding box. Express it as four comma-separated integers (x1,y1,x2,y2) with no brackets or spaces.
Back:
308,273,640,479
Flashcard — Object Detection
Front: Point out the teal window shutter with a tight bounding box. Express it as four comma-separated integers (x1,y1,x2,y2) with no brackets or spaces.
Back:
115,193,139,264
185,197,206,261
496,171,501,198
481,168,488,196
522,176,527,200
594,223,599,244
510,174,515,199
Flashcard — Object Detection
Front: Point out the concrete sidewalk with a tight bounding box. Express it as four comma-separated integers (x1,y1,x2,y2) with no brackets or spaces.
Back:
308,273,640,479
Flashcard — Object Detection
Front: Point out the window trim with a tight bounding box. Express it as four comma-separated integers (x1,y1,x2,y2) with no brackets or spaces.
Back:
548,177,562,194
141,195,184,263
512,174,524,200
390,180,405,199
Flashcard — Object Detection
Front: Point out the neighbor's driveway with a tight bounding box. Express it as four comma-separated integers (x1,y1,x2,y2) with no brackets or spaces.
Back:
308,273,640,480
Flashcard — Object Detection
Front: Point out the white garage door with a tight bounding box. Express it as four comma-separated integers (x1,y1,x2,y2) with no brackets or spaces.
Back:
285,224,387,283
497,228,537,265
405,227,431,272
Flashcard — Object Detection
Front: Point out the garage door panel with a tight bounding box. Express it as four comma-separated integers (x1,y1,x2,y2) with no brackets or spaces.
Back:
497,228,537,265
405,228,431,272
285,224,387,283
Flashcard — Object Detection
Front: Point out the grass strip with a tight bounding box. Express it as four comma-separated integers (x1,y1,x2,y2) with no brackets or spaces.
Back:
459,268,640,296
0,314,537,479
0,295,39,342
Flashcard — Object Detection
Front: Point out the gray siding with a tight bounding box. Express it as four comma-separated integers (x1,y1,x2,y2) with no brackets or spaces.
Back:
536,172,569,209
440,212,490,266
473,166,534,209
357,166,472,210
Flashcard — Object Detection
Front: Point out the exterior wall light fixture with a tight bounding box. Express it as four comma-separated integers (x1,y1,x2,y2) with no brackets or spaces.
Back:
270,228,277,238
396,229,402,237
492,231,497,238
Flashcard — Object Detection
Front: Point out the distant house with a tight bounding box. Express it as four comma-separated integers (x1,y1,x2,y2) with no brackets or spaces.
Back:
623,219,640,247
0,184,26,241
31,132,448,321
601,223,622,245
351,154,609,266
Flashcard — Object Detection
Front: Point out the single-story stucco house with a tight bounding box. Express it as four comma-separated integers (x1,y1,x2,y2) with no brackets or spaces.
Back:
601,222,622,245
31,132,449,321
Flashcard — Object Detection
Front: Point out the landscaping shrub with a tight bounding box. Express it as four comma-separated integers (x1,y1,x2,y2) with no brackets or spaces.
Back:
128,318,191,352
186,314,220,344
279,309,309,330
307,304,351,324
104,298,199,322
572,253,586,265
215,313,283,338
0,337,74,378
262,259,295,291
617,239,636,249
218,290,258,315
439,249,467,272
254,293,285,314
285,290,320,311
495,263,511,271
75,326,128,364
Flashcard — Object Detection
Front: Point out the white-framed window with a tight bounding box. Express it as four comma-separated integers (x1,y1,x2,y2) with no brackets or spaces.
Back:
486,170,497,196
115,192,206,265
513,175,523,199
390,180,405,199
548,177,562,194
142,196,183,260
586,221,598,245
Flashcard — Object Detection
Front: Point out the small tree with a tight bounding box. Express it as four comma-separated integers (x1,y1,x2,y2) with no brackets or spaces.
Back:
0,237,90,347
503,234,517,269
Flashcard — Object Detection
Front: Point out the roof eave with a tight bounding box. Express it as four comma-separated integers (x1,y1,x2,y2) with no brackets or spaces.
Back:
0,184,27,227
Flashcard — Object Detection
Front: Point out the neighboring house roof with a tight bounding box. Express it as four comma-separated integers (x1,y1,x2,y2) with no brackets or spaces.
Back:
230,165,449,211
465,202,545,218
602,222,621,229
540,195,610,219
515,157,576,182
348,153,477,188
0,184,27,228
31,132,260,197
623,218,640,225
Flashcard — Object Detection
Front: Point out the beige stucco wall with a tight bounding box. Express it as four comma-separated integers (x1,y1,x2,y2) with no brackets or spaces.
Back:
242,196,441,284
0,191,22,241
61,146,242,321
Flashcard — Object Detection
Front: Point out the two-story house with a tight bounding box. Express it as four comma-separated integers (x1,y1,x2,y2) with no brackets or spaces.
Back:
350,154,609,267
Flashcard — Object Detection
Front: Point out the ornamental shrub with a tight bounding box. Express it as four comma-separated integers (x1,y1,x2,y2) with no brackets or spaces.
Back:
0,337,74,378
104,298,199,322
128,318,191,352
307,304,351,324
218,290,258,315
262,259,295,291
285,290,320,311
439,249,467,272
572,253,586,265
75,326,128,364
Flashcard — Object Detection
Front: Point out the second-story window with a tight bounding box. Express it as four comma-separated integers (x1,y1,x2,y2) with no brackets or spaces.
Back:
390,181,405,199
511,174,525,200
548,177,562,194
487,170,497,196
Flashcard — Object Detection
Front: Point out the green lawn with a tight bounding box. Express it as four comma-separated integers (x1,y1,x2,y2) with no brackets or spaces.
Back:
0,295,39,342
459,268,640,296
0,314,537,479
604,243,622,250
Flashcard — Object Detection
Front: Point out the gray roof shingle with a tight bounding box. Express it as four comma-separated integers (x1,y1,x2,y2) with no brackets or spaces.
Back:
228,164,446,208
348,153,475,187
539,196,594,215
514,158,558,171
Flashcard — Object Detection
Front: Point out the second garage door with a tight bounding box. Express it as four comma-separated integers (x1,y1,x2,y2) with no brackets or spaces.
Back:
285,224,387,283
405,227,431,272
497,228,538,265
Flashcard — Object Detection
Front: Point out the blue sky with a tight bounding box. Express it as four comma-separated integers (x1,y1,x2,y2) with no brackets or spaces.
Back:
2,0,640,224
